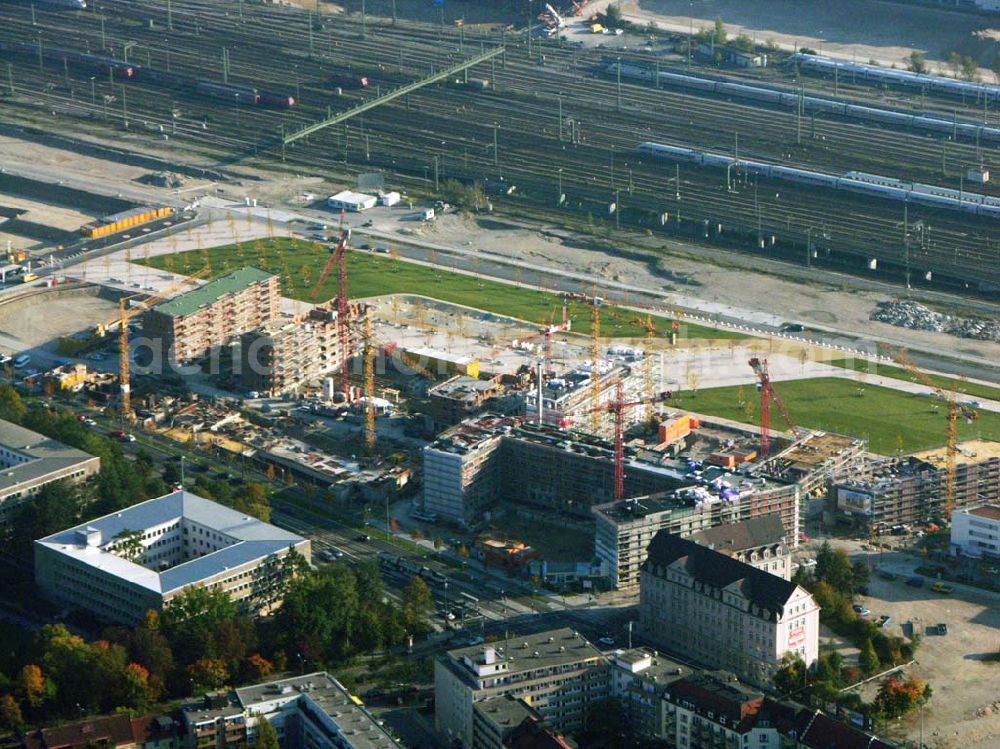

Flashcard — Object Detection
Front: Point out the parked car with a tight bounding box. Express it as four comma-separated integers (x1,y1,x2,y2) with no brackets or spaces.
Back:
906,576,924,587
877,615,892,628
852,604,871,616
937,623,948,635
597,636,615,648
931,582,954,594
356,534,372,542
878,570,897,580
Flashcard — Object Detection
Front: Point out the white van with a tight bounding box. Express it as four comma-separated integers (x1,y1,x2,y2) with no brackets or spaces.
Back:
13,354,30,368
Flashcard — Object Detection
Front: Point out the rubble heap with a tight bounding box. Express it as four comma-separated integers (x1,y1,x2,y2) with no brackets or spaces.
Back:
870,300,1000,343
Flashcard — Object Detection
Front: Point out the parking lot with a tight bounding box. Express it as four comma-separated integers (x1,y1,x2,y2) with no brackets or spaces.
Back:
821,541,1000,748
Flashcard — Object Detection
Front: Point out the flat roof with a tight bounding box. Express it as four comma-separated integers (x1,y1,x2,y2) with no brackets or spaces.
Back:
36,490,305,593
0,418,99,495
237,672,400,749
445,628,603,683
152,267,275,319
966,505,1000,522
474,695,535,732
911,439,1000,468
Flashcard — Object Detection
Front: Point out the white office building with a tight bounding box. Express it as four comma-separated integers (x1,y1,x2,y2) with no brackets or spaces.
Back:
0,419,100,528
35,490,310,624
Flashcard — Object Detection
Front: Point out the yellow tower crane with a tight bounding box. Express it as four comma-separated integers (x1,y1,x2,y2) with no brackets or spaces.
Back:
115,266,210,420
363,316,376,454
893,349,979,520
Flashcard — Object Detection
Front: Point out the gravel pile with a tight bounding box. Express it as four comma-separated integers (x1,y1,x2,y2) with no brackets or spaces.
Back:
870,300,1000,342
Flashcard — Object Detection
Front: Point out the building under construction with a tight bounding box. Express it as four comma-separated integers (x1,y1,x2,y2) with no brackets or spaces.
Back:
523,353,654,440
593,475,800,591
828,439,1000,532
143,267,280,364
237,301,368,397
423,417,684,528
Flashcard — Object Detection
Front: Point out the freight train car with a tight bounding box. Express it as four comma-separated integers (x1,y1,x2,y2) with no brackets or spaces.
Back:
329,73,369,88
82,206,173,239
0,40,132,77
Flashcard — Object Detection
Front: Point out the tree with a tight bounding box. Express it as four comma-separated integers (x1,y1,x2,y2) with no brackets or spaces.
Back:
122,662,151,710
962,55,978,82
8,481,81,558
188,658,229,690
908,51,928,74
0,384,26,423
948,51,963,78
713,16,727,46
732,33,753,53
815,542,855,595
0,694,23,733
604,4,622,27
773,652,806,695
851,560,871,590
17,664,45,707
257,717,280,749
859,638,881,677
243,654,273,681
401,576,433,630
875,676,928,718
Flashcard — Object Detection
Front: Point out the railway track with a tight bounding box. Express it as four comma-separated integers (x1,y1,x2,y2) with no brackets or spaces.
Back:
0,0,996,289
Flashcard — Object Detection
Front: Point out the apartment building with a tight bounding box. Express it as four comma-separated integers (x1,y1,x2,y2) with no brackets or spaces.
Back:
144,267,280,364
22,714,179,749
434,628,608,749
830,439,1000,532
661,670,897,749
238,302,367,397
236,672,401,749
639,533,819,684
594,485,799,591
950,504,1000,559
0,419,100,529
424,417,710,528
427,375,512,430
688,514,792,580
181,692,247,749
35,490,310,625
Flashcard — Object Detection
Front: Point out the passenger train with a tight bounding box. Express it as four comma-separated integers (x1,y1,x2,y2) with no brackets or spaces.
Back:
636,142,1000,219
607,62,1000,143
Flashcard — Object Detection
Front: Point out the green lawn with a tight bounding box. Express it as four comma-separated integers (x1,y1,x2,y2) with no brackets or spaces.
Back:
827,358,1000,404
673,377,1000,454
142,238,742,340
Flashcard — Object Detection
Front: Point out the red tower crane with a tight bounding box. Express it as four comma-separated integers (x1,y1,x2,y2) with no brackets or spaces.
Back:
311,210,352,402
748,357,797,458
585,381,673,501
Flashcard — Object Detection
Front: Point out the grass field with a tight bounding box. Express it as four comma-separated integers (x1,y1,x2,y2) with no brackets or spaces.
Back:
827,358,1000,404
672,377,1000,454
141,238,743,340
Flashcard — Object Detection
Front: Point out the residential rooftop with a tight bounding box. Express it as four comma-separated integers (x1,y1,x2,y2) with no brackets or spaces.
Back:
644,532,800,614
0,419,99,495
35,490,304,593
688,514,786,554
152,267,275,319
236,672,400,749
444,628,603,683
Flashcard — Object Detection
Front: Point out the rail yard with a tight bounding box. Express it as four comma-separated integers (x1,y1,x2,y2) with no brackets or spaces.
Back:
3,2,1000,749
0,0,998,291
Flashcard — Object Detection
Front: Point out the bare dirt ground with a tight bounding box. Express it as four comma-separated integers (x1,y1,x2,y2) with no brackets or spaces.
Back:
588,0,1000,76
420,212,1000,364
0,192,98,231
0,293,118,351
